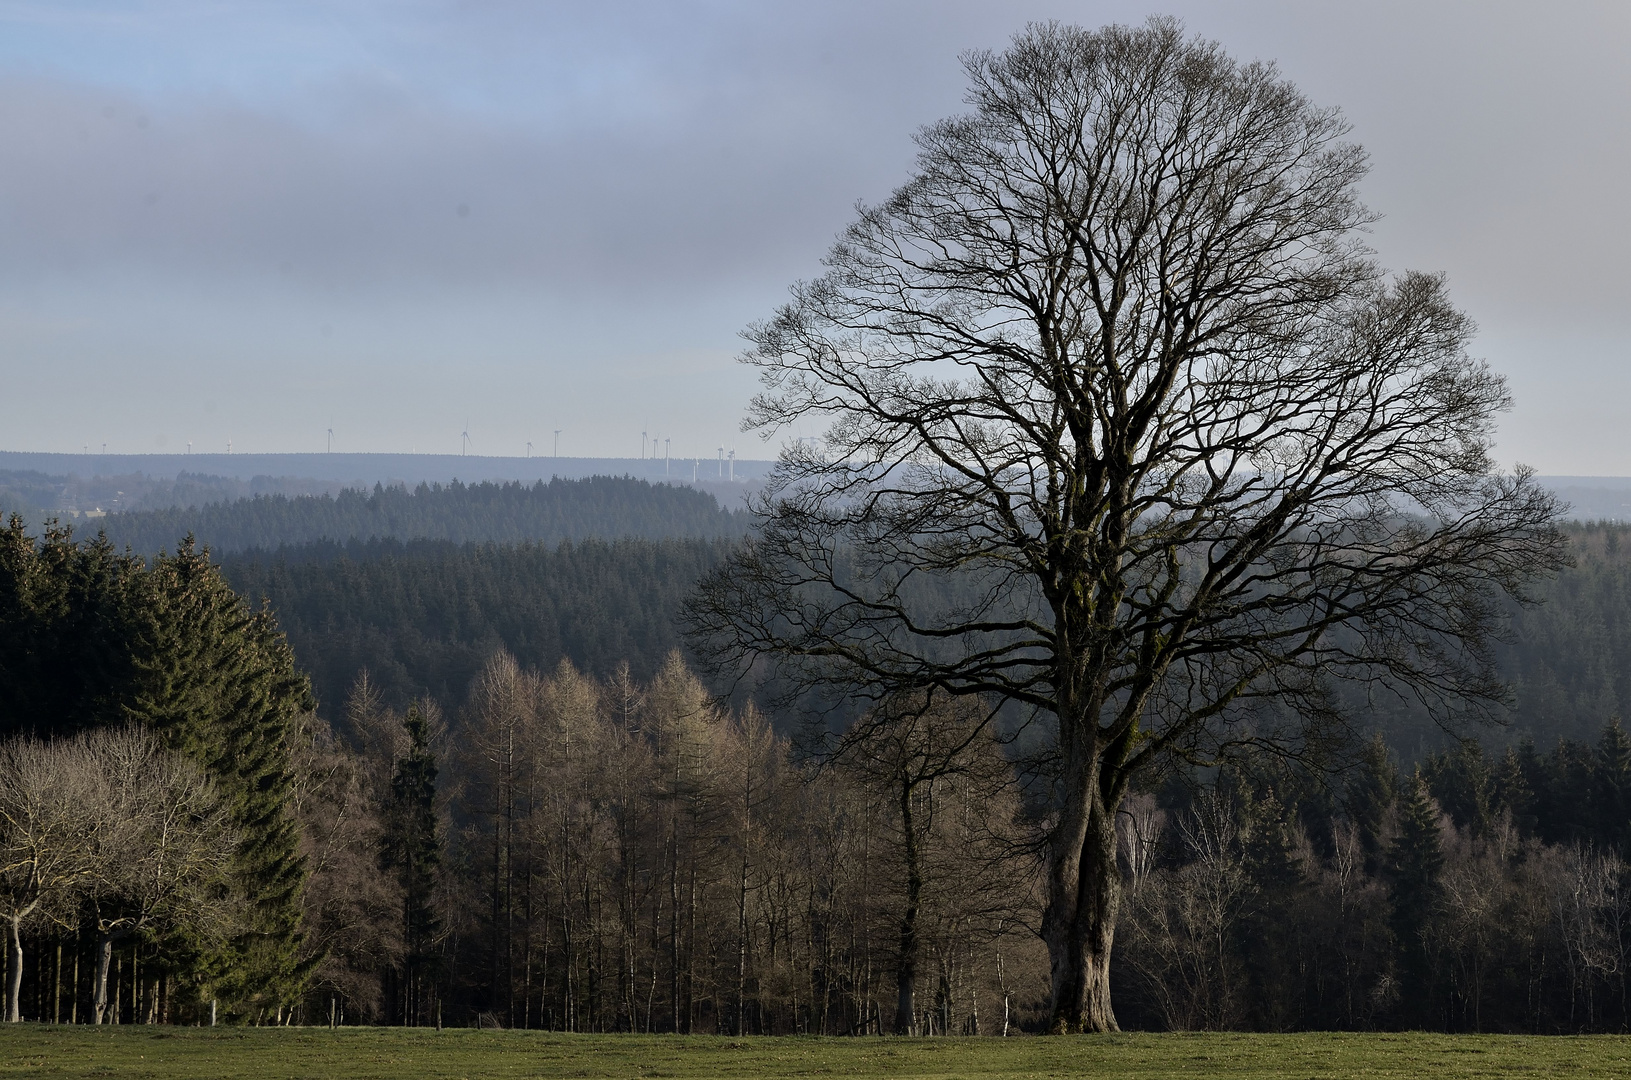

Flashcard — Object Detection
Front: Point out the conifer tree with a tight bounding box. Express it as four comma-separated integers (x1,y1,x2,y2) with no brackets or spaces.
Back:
1491,745,1537,837
1346,734,1398,875
386,702,442,1026
115,539,315,1015
1593,719,1631,854
1389,770,1445,1025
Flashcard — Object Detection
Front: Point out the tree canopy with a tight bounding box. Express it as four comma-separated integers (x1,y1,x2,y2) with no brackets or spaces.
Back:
688,18,1565,1032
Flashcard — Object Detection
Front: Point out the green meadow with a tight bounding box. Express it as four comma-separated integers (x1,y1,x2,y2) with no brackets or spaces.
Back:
4,1028,1631,1080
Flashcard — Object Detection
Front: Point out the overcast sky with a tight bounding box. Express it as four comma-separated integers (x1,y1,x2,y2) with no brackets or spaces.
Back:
1,1,1627,470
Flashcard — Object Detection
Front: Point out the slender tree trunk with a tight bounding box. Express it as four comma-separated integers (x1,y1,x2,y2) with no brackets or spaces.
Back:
1041,756,1121,1033
736,850,749,1036
895,782,922,1035
5,915,23,1023
92,932,116,1025
736,760,753,1036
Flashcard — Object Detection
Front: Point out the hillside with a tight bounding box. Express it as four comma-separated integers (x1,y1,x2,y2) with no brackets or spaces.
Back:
222,537,735,714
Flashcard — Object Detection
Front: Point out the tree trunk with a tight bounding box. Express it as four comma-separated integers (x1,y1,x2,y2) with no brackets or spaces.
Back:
894,782,922,1036
5,915,23,1023
92,932,115,1025
1041,769,1121,1033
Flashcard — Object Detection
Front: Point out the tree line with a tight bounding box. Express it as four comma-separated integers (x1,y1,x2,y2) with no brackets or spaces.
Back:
95,477,748,556
219,537,738,714
14,513,1631,1029
206,520,1631,759
0,468,349,532
1114,725,1631,1032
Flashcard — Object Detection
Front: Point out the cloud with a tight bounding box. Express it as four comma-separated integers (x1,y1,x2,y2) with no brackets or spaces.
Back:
0,0,1628,464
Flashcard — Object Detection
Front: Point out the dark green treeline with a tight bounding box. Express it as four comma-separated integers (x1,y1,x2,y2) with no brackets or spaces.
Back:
94,476,749,556
220,537,738,715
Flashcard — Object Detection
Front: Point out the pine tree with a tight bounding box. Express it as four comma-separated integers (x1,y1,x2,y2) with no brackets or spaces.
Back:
1345,733,1397,875
1593,719,1631,854
1389,770,1445,1026
119,538,316,1016
386,701,442,1026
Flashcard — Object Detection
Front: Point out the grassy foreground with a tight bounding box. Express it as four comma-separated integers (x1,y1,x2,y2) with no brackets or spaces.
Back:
3,1026,1631,1080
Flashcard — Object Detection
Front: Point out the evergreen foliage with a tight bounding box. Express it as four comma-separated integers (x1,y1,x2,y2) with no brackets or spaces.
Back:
384,703,442,1026
218,538,735,720
95,477,747,556
1388,772,1446,1024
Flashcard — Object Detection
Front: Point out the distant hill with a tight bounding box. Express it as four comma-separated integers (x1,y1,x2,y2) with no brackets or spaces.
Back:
87,476,749,555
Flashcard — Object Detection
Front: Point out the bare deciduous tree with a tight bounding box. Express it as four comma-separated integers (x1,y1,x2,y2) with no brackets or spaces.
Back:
828,692,1021,1034
85,728,238,1025
687,18,1564,1031
0,736,104,1022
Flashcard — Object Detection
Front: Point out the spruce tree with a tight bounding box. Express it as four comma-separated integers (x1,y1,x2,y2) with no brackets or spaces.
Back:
387,701,441,1026
1491,745,1537,837
1593,719,1631,854
1389,770,1445,1026
118,538,316,1015
1345,733,1398,875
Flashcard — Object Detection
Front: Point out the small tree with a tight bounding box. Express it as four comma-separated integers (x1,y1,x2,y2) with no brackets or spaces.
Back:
688,19,1565,1030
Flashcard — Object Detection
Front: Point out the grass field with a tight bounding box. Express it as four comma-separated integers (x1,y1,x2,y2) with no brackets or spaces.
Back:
3,1026,1631,1079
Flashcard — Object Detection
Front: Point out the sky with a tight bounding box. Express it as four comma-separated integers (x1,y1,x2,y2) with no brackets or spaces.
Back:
0,1,1627,470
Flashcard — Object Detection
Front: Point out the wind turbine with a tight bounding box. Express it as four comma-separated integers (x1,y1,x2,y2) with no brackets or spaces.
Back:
664,437,671,475
461,422,472,457
526,441,533,459
554,430,561,458
642,429,648,460
327,426,334,453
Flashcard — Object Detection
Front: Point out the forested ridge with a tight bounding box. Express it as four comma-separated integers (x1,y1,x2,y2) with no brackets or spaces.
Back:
208,521,1631,753
91,476,748,555
220,538,736,715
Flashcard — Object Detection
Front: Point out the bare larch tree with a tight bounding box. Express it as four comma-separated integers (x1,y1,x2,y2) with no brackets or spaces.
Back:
686,19,1565,1032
